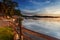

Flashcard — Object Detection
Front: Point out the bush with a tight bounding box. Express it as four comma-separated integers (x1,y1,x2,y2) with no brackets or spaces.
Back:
0,27,14,40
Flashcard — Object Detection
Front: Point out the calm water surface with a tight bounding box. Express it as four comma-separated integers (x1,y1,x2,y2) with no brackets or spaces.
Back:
22,18,60,39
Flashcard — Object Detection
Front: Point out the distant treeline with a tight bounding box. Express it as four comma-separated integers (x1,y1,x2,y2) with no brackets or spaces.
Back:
22,15,60,18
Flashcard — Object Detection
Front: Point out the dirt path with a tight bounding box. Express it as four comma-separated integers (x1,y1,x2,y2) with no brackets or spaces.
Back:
0,20,10,27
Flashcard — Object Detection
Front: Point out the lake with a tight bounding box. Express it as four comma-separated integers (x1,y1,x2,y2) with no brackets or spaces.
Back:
22,18,60,39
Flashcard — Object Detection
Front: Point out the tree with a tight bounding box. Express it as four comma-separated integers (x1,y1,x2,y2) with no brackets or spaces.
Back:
14,9,22,16
0,0,22,17
0,0,23,40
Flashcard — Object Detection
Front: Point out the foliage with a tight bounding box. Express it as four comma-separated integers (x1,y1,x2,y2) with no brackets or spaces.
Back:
0,27,13,40
0,0,22,17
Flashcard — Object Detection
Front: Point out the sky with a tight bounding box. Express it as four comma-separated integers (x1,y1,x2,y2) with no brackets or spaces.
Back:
14,0,60,15
0,0,60,15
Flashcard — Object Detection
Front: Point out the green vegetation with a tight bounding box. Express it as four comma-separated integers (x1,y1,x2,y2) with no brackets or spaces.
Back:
0,27,13,40
0,0,22,17
0,0,23,40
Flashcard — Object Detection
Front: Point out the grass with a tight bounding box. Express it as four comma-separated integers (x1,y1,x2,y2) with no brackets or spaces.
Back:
0,27,14,40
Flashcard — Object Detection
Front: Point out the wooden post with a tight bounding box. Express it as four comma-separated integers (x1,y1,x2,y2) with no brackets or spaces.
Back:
14,31,17,40
18,17,23,40
12,16,23,40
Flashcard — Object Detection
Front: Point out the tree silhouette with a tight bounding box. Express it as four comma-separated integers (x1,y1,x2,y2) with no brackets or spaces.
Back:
0,0,22,17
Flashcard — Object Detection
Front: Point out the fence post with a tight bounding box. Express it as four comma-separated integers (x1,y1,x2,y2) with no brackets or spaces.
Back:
18,17,23,40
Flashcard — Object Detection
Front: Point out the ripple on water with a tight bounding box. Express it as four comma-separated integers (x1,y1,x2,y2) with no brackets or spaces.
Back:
22,19,60,39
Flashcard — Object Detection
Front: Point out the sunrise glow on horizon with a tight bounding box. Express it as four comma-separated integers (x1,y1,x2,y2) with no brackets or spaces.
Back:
14,0,60,15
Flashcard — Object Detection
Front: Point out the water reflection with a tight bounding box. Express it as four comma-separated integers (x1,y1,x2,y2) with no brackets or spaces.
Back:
22,18,60,39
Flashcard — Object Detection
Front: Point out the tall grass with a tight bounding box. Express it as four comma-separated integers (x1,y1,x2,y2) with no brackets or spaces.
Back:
0,27,14,40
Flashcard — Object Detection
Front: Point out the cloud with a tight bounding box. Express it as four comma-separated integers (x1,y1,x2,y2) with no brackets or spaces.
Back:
29,0,50,5
21,0,60,15
45,0,51,3
21,9,41,13
21,0,51,14
44,4,60,14
29,0,41,4
34,0,60,14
